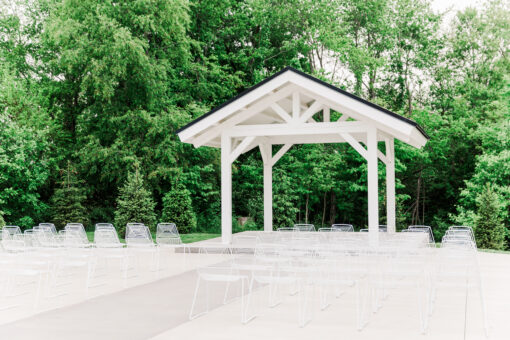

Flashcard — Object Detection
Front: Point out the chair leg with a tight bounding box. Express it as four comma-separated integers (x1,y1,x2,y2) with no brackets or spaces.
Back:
189,277,203,320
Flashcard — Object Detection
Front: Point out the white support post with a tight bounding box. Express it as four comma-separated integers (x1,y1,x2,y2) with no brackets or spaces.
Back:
385,137,396,233
324,107,330,122
367,126,379,246
261,144,273,232
292,92,300,120
221,134,232,244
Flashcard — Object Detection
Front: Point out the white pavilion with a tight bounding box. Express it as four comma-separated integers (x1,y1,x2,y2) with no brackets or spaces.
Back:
176,67,429,244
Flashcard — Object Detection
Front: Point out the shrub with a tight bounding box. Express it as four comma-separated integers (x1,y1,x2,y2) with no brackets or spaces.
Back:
161,184,197,234
50,161,88,229
114,166,156,235
474,183,506,250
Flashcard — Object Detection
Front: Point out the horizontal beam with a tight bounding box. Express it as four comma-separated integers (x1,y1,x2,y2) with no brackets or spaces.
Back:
227,121,368,138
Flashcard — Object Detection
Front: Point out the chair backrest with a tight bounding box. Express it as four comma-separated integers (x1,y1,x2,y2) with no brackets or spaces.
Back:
379,225,388,232
408,225,435,244
359,228,368,232
125,224,153,246
331,224,354,232
38,223,57,234
2,225,22,239
318,227,335,232
94,228,121,247
277,227,299,232
64,223,88,245
293,224,315,232
95,223,115,231
156,223,181,245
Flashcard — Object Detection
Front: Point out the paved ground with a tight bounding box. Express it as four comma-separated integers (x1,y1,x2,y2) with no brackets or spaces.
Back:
1,240,509,340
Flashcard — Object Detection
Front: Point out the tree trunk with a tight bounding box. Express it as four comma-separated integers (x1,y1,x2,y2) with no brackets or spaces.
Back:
305,193,309,224
321,192,327,227
329,191,336,225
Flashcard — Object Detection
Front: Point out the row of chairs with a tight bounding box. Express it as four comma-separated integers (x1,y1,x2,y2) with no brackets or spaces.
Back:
189,227,487,336
0,222,188,313
1,222,185,250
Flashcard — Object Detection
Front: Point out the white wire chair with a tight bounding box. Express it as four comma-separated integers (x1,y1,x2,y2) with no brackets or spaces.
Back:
94,227,122,248
293,224,316,232
155,223,183,246
331,224,354,232
125,224,154,247
428,232,487,336
1,225,21,239
64,223,89,247
37,223,57,234
125,224,158,272
277,227,299,232
407,225,435,245
189,263,251,323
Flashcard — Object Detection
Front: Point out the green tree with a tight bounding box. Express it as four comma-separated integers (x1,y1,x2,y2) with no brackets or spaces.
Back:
50,161,88,229
114,166,156,235
0,210,5,228
0,112,50,229
474,184,506,250
161,184,197,234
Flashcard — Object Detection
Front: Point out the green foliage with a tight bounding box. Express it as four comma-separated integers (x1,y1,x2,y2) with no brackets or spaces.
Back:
474,184,506,250
114,166,157,235
161,184,197,234
50,161,88,229
0,113,50,229
0,210,5,228
0,0,508,249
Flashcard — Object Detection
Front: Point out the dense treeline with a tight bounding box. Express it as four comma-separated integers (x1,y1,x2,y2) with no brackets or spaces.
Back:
0,0,508,248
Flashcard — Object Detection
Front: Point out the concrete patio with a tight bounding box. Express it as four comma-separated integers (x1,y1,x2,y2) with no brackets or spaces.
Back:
0,236,509,340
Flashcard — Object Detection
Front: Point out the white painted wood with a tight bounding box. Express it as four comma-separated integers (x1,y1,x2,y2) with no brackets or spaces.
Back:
271,144,293,166
221,134,232,244
266,132,389,145
324,107,330,122
287,73,426,148
385,137,396,233
240,136,263,155
270,103,292,122
259,143,269,164
177,68,430,244
338,114,350,122
340,132,368,160
229,136,256,163
292,92,300,120
192,85,296,147
298,101,323,123
367,126,379,246
228,121,367,137
377,150,388,165
262,143,273,232
178,72,291,142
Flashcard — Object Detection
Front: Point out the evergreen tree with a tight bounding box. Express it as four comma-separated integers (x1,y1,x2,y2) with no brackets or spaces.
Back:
114,166,156,235
474,184,506,250
161,184,197,234
50,161,88,229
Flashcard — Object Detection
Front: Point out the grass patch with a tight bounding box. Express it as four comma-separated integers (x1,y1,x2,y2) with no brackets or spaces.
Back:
478,248,510,254
85,231,219,244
